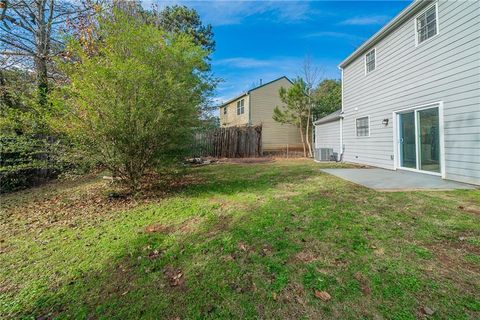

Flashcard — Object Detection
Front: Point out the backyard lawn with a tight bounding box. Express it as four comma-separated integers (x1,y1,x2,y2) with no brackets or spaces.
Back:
1,159,479,319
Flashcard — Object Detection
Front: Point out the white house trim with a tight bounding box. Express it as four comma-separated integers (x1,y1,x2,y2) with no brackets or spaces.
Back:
339,117,343,155
414,2,440,47
364,47,377,75
354,116,371,138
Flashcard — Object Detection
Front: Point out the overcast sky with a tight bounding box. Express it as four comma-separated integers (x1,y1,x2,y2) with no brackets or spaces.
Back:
143,1,412,107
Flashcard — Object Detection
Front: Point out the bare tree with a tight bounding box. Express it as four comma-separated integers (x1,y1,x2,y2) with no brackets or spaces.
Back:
302,56,324,158
0,0,92,106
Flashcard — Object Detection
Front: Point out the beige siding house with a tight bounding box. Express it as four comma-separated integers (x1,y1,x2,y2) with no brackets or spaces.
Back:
219,77,303,152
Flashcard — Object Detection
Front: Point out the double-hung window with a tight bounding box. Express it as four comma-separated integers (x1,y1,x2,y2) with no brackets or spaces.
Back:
237,99,245,115
365,49,376,74
223,107,227,115
416,4,438,44
356,117,370,137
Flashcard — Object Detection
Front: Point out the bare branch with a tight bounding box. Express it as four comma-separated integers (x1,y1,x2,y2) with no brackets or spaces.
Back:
0,37,35,54
0,50,35,56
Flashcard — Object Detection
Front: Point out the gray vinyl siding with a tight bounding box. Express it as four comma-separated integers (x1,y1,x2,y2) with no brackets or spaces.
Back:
315,120,341,155
342,0,480,185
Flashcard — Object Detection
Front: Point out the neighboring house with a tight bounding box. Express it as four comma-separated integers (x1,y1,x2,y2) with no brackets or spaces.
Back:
219,76,303,152
315,0,480,185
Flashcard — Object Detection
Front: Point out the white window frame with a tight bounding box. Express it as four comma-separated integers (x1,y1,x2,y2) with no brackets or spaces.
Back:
355,116,370,137
236,99,245,115
364,48,376,75
414,2,439,47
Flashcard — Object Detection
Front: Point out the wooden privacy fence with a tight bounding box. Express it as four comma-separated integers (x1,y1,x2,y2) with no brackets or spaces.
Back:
191,126,262,158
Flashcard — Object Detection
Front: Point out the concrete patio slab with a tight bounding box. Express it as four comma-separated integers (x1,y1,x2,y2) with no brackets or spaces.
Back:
320,168,476,191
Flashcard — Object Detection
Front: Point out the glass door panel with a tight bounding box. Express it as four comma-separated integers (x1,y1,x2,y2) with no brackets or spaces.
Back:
399,112,416,169
418,107,440,172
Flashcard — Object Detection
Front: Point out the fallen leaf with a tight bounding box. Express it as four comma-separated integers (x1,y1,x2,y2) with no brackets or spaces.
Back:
163,266,185,287
354,272,371,295
314,290,331,301
421,306,435,316
145,224,169,233
148,249,160,260
238,242,248,252
272,292,277,301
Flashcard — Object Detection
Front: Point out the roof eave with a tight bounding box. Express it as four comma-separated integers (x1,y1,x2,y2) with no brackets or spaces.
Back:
217,76,293,108
217,92,248,108
313,115,343,126
313,110,343,125
338,0,433,69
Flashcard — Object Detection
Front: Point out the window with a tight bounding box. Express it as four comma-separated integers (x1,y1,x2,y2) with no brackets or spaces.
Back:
416,4,438,44
365,49,376,73
236,99,245,115
223,107,227,115
356,117,369,137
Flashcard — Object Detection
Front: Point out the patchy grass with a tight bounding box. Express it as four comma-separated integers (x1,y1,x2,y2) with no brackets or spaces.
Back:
0,159,479,319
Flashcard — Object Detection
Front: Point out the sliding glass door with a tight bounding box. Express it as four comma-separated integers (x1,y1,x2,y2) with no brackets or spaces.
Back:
418,108,440,173
397,106,441,174
399,112,416,169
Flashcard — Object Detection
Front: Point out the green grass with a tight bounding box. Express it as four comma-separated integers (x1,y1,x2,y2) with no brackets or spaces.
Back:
1,159,479,319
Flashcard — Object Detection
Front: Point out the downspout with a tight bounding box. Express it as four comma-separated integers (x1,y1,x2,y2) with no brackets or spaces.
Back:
337,67,345,162
312,121,316,161
337,116,344,162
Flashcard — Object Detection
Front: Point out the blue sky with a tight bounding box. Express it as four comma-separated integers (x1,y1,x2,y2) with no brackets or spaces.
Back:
144,1,412,105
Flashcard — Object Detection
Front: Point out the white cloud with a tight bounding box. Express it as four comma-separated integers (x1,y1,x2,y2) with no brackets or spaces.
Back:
214,57,274,68
339,15,391,26
143,1,322,26
303,31,364,41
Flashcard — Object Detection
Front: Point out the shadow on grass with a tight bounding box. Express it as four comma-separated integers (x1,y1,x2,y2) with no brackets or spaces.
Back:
6,161,480,319
9,163,349,319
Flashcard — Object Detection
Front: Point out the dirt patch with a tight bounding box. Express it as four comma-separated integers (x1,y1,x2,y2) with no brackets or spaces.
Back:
145,224,176,234
218,158,275,164
259,244,273,257
427,243,480,276
278,282,306,304
145,217,201,235
267,282,321,319
354,272,371,296
294,250,319,263
458,205,480,216
204,215,233,239
449,239,480,255
163,266,186,289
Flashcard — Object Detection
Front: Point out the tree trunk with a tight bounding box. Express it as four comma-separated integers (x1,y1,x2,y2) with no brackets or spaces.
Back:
35,56,49,107
299,118,306,157
35,0,50,107
305,103,313,158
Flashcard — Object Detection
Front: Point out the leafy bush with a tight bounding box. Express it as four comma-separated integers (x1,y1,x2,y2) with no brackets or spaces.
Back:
52,12,215,191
